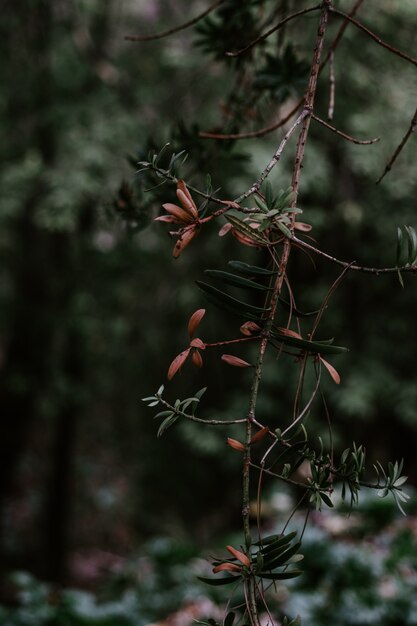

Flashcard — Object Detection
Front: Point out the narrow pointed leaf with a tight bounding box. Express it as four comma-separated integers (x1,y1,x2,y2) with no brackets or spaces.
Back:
226,215,270,245
228,260,278,276
226,545,250,567
271,330,348,355
320,357,341,384
197,575,240,586
275,220,293,239
227,438,246,452
254,531,297,548
196,281,270,320
263,542,302,569
204,270,271,291
157,415,179,438
258,570,302,580
405,225,417,264
188,309,206,337
221,354,251,368
167,348,190,380
213,562,242,574
397,226,408,267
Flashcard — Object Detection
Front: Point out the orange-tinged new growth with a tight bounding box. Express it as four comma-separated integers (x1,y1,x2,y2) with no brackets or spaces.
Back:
160,202,194,224
227,437,245,452
192,350,203,368
188,309,206,338
221,354,251,368
294,221,312,232
167,348,191,380
276,327,303,339
172,225,199,259
212,562,242,574
226,545,251,567
176,180,198,218
250,426,269,444
320,356,341,384
240,321,261,336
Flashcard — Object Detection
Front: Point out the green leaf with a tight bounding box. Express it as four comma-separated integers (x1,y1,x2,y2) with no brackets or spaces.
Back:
264,181,274,208
255,197,269,213
154,411,174,419
256,531,298,554
258,569,303,580
226,215,270,245
397,226,409,267
196,281,270,320
194,387,207,400
224,612,236,626
405,225,417,265
262,542,302,570
275,220,292,239
320,492,334,508
271,330,348,355
228,260,278,276
204,269,271,291
157,414,179,437
197,575,241,586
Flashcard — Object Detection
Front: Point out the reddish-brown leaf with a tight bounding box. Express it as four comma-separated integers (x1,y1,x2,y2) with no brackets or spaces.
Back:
167,348,190,380
176,180,198,219
191,350,203,368
218,222,233,237
320,356,341,384
221,354,251,368
227,437,246,452
230,229,261,247
294,221,312,232
173,225,199,259
162,202,194,224
250,426,269,445
240,321,261,336
190,337,205,350
276,327,303,339
226,545,251,567
188,309,206,338
154,215,180,223
212,562,242,574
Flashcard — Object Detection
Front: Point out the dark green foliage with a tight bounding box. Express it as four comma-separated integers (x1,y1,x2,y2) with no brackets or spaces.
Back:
253,45,309,102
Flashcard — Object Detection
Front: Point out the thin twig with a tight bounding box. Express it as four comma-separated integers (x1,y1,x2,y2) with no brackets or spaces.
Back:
320,0,365,71
234,108,310,204
158,397,246,425
376,106,417,183
199,98,303,140
310,263,353,338
292,235,417,275
281,365,322,437
329,7,417,68
200,0,363,142
226,4,321,57
125,0,225,42
312,114,380,145
328,50,335,120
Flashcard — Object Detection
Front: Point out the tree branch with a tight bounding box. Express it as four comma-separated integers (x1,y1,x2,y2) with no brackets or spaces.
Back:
312,114,380,145
329,7,417,68
125,0,225,42
377,106,417,183
293,235,417,275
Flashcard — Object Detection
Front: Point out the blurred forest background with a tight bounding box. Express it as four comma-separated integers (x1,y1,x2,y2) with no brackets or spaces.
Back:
1,0,417,624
